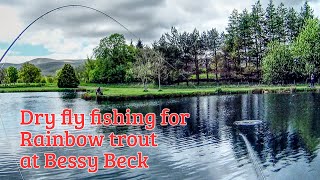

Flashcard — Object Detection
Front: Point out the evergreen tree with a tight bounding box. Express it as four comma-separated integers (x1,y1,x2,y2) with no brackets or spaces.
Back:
265,0,277,44
250,0,265,73
238,9,254,68
190,28,204,85
57,64,80,88
225,9,241,71
299,0,314,29
286,7,300,42
275,3,287,43
136,39,144,49
207,28,220,81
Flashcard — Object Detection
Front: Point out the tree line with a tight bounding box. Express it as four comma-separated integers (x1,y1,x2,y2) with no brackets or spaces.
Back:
78,0,318,86
0,63,79,88
1,0,318,87
0,63,45,84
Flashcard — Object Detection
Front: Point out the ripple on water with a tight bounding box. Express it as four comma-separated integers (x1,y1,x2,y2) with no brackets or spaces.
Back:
0,92,319,179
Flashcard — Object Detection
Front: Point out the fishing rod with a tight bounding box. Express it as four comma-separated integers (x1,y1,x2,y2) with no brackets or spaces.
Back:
0,4,138,64
0,4,197,88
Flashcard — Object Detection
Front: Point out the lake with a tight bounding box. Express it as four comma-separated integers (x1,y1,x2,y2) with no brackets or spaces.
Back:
0,92,319,180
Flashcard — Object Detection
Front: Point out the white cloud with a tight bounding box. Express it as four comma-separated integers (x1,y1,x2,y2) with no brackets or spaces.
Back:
0,5,23,42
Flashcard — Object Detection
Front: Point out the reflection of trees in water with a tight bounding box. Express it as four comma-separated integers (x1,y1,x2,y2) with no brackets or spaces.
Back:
58,92,78,110
59,92,77,99
290,93,320,153
95,94,320,167
247,93,320,167
226,93,320,171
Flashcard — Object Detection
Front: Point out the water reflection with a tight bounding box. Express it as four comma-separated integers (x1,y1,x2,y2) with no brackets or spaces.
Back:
0,92,319,179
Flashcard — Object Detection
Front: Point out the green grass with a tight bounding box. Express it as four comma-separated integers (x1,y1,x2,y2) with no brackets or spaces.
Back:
81,84,320,101
1,82,319,101
81,87,220,101
0,83,85,93
0,87,86,93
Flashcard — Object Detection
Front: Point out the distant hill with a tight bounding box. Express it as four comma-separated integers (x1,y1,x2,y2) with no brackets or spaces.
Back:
0,58,85,76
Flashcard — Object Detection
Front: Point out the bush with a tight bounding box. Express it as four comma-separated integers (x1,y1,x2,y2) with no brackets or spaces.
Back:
57,64,80,88
40,77,47,84
47,77,54,83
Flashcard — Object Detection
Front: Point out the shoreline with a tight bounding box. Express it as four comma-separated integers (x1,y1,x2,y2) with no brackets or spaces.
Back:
1,85,319,101
0,87,87,93
80,86,320,101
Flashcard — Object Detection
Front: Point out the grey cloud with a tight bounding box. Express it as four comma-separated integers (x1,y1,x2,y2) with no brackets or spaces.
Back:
2,0,320,44
261,0,317,6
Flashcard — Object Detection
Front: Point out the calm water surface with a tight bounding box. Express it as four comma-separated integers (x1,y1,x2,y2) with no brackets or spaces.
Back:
0,92,319,180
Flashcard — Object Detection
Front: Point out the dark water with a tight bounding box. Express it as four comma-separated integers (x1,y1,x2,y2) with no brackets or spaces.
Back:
0,92,319,180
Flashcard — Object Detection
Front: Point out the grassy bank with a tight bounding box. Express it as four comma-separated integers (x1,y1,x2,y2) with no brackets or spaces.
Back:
81,85,320,101
0,87,86,93
0,83,86,93
1,83,319,100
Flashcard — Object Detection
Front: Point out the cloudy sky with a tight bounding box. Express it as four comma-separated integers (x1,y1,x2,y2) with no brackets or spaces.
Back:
0,0,319,63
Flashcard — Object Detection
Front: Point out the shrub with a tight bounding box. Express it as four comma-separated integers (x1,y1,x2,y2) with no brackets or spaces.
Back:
40,77,47,84
46,76,54,83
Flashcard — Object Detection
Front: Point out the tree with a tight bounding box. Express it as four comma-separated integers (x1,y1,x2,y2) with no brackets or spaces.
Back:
292,18,320,77
238,9,254,68
0,68,7,84
251,0,265,74
7,66,18,84
262,41,294,84
155,28,184,85
275,3,287,43
299,1,314,29
152,51,167,90
225,9,241,72
265,0,277,43
19,63,41,83
136,39,144,49
133,47,155,91
82,58,97,83
57,64,80,88
93,33,136,83
190,28,205,85
207,28,220,81
286,7,300,42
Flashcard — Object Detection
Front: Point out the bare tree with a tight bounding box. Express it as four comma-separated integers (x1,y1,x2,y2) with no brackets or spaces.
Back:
134,47,155,91
134,47,168,91
153,51,167,90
